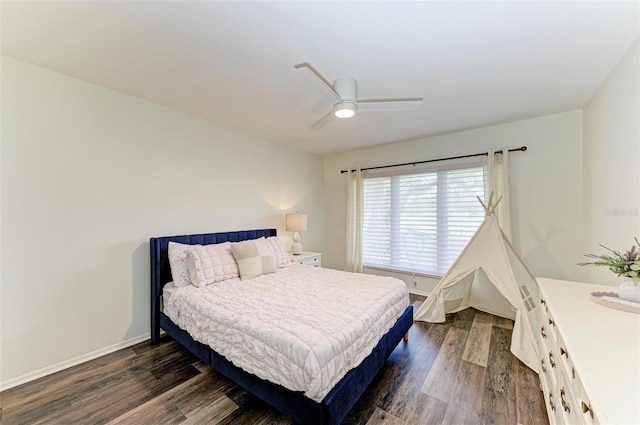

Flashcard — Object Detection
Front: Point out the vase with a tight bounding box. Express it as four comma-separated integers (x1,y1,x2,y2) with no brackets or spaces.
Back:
618,279,640,303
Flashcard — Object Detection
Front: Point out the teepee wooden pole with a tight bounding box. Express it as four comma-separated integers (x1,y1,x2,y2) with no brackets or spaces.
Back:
477,196,489,214
491,196,503,215
478,191,503,216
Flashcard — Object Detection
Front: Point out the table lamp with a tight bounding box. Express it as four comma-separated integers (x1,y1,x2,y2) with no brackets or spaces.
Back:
285,213,308,255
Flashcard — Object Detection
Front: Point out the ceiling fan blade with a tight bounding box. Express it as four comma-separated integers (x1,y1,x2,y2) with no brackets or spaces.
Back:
310,109,336,131
357,97,423,112
294,62,342,103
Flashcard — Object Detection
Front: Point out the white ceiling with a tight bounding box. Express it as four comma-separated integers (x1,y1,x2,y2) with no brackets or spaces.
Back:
2,1,638,156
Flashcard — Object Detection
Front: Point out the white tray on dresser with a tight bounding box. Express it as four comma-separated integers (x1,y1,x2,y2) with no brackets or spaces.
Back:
537,278,640,425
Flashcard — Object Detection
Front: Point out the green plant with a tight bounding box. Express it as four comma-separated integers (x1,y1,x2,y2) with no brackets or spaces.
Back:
579,238,640,282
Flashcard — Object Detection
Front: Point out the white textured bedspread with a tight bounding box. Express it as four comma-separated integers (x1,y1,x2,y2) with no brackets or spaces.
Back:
163,264,409,401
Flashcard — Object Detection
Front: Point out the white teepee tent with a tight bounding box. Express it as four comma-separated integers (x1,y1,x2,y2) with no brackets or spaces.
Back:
414,194,540,372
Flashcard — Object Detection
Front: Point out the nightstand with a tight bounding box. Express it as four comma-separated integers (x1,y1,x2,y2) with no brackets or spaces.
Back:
288,251,322,267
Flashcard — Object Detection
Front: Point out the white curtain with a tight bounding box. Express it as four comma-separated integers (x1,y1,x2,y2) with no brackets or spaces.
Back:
484,147,512,239
345,168,364,272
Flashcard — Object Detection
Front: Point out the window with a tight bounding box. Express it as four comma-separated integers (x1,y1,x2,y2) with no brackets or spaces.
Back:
362,162,485,276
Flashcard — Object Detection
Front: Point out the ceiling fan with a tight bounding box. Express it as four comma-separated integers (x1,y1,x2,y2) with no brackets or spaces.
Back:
294,62,423,131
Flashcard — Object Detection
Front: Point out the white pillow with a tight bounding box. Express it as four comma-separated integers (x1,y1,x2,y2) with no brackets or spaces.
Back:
230,238,276,280
265,236,291,268
167,242,193,288
213,242,240,281
185,244,224,287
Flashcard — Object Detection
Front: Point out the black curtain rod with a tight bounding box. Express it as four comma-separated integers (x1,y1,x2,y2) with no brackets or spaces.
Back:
340,146,527,174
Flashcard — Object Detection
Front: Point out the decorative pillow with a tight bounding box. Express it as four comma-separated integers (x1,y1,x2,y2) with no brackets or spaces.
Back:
230,238,276,280
213,242,240,281
167,242,193,288
265,236,291,268
185,244,224,287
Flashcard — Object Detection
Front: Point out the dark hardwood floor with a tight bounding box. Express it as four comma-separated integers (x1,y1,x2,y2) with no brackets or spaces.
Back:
0,298,548,425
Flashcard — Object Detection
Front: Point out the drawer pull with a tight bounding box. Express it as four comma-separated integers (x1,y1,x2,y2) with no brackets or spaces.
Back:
540,299,546,305
540,359,547,373
572,366,576,379
548,393,556,411
548,351,556,368
541,326,546,338
581,401,594,419
560,347,568,358
560,388,571,413
548,318,555,327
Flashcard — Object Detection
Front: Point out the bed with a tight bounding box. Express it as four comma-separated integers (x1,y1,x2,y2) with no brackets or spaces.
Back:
150,229,413,425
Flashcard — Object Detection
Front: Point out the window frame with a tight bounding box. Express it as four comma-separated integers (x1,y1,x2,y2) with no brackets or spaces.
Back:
361,158,485,276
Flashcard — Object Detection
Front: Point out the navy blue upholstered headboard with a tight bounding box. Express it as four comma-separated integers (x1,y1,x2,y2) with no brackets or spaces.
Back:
149,229,277,343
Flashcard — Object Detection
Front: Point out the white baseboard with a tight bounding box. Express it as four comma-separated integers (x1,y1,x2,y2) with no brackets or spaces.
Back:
0,333,150,392
408,288,430,297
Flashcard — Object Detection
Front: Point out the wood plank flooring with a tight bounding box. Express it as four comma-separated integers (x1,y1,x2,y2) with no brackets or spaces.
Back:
1,297,548,425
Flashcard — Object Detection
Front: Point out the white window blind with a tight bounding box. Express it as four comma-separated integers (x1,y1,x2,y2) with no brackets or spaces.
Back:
362,162,485,276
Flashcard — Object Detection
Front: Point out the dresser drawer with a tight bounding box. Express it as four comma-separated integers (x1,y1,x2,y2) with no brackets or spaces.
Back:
556,332,580,397
575,388,599,425
557,368,583,425
540,298,558,343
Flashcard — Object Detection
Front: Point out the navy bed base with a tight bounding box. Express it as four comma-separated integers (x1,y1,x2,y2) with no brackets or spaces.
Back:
150,229,413,425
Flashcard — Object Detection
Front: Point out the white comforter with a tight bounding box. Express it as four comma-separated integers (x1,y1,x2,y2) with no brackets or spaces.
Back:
163,264,409,401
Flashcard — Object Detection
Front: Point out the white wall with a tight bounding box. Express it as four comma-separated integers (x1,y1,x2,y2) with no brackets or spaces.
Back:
583,37,640,286
324,111,585,294
0,56,325,389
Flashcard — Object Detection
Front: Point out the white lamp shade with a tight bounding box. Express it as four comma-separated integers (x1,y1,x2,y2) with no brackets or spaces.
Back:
285,213,308,232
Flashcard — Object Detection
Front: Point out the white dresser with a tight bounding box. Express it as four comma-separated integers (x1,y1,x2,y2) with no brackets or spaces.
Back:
537,278,640,425
288,251,322,267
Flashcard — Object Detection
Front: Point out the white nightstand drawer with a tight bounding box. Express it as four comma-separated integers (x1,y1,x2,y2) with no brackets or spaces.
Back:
288,251,322,267
299,256,320,266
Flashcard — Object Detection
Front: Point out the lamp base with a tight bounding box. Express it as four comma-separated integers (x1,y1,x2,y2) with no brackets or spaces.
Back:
292,232,302,255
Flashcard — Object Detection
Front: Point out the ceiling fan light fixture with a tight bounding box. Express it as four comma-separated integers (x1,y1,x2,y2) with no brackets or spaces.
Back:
334,101,357,118
294,63,421,130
